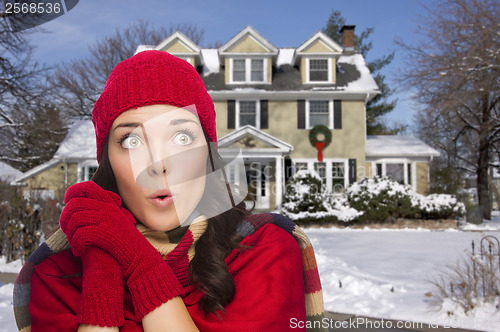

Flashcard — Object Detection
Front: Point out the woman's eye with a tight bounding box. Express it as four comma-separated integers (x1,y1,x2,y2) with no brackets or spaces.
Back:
121,136,143,149
174,132,193,145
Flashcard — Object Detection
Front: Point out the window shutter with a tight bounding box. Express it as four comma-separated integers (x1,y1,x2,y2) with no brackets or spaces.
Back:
227,100,235,129
297,100,305,129
334,100,342,129
260,100,268,129
348,158,357,184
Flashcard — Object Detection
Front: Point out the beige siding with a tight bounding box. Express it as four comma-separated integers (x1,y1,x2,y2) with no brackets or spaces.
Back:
23,162,79,199
162,40,192,53
332,58,336,84
266,100,366,165
227,35,268,53
416,162,429,195
301,39,334,53
214,101,229,139
224,58,230,84
365,162,373,178
267,57,272,83
301,57,307,84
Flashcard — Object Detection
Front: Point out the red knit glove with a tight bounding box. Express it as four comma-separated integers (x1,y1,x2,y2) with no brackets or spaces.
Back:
60,181,184,319
78,247,124,327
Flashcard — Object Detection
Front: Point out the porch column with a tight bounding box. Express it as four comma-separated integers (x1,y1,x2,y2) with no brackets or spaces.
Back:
275,155,283,209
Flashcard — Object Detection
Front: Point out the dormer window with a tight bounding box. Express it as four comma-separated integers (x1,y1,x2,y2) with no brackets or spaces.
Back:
230,58,266,83
306,58,332,83
309,59,328,81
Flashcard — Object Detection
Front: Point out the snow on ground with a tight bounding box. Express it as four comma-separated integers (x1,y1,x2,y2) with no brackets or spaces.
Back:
0,213,499,331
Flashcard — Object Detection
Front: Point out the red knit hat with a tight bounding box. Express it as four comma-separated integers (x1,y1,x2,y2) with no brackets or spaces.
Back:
92,50,217,162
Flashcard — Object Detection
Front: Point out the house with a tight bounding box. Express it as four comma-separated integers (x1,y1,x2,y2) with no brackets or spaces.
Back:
12,25,439,211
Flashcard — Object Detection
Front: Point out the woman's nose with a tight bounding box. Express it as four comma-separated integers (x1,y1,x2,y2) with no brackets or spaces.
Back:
148,158,168,176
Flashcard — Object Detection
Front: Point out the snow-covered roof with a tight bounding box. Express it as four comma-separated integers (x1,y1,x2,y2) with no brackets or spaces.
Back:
276,48,295,67
134,44,155,55
201,49,220,75
0,161,22,181
54,120,97,160
366,136,440,158
338,54,378,91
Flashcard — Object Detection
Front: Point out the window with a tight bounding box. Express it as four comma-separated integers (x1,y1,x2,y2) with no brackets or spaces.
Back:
231,58,266,83
79,165,98,182
373,161,414,187
306,100,332,129
314,162,327,187
233,59,246,82
295,162,308,172
309,59,328,82
331,162,345,192
239,101,257,127
236,100,260,129
309,101,329,127
294,159,348,193
386,163,405,184
251,59,264,81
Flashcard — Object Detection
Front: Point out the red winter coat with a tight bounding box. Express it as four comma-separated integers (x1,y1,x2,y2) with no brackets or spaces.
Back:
29,223,306,331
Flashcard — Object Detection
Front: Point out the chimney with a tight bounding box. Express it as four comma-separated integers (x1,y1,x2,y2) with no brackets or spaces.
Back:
340,25,356,52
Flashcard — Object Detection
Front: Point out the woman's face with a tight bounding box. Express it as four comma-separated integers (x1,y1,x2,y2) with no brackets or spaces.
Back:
108,104,208,231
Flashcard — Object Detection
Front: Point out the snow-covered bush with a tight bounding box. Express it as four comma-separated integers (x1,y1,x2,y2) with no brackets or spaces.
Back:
428,241,500,315
281,170,362,223
281,174,464,224
0,181,61,262
346,177,465,222
347,177,417,221
282,170,328,217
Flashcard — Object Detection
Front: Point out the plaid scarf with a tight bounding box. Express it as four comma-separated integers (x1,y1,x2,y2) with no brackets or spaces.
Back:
13,213,326,331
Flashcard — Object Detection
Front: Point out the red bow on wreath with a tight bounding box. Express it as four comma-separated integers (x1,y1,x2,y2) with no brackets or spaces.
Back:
309,125,332,162
315,141,325,162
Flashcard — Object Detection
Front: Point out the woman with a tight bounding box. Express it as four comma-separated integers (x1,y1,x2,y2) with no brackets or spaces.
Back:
13,50,326,331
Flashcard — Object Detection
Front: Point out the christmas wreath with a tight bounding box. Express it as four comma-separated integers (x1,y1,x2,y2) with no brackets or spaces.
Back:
309,125,332,148
309,125,332,162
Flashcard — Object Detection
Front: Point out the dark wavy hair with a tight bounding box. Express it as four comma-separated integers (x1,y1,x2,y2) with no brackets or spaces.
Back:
91,130,254,315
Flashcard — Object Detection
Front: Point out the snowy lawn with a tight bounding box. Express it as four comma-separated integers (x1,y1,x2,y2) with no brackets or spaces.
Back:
304,212,500,332
0,213,499,331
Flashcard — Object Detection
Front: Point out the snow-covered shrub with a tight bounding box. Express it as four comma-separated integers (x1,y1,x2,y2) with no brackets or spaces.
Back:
347,177,419,221
282,170,328,218
0,181,62,262
281,170,362,223
346,177,465,222
428,242,500,315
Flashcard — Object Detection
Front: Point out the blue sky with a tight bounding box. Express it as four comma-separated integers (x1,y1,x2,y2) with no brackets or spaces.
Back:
26,0,432,130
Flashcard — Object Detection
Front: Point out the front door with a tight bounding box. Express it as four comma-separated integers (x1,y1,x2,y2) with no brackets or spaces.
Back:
244,161,270,209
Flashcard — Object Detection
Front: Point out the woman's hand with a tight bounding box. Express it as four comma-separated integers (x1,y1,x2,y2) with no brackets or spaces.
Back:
60,181,185,320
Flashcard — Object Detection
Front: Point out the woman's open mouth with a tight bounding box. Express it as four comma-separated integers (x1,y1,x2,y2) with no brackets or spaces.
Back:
149,190,174,208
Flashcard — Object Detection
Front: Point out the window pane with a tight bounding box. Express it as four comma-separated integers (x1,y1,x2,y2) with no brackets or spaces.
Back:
310,59,327,70
295,162,308,173
239,101,256,127
233,59,245,82
376,163,382,177
309,101,329,127
332,162,345,192
309,59,328,82
251,59,264,82
251,59,263,70
88,166,97,180
386,163,404,184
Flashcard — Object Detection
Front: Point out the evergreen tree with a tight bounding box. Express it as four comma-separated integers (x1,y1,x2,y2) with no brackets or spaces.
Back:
323,10,401,135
